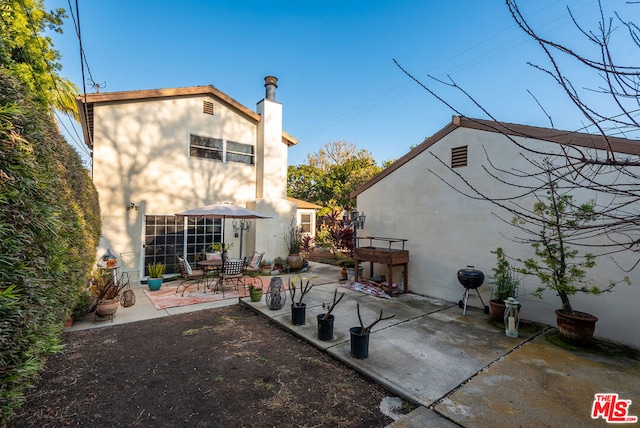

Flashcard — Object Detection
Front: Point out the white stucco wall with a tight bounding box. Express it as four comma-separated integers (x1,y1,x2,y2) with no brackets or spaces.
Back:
357,127,640,348
92,91,290,266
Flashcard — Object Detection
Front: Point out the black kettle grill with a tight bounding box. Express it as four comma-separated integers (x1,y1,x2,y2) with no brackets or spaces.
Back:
456,266,489,315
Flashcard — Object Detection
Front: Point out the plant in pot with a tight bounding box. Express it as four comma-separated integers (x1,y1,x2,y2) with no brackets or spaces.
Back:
89,269,128,320
515,178,630,344
317,288,345,341
284,218,303,270
273,256,288,273
260,260,273,274
206,242,233,260
488,247,521,320
288,276,314,325
337,257,354,281
147,262,165,291
350,303,395,359
248,284,263,302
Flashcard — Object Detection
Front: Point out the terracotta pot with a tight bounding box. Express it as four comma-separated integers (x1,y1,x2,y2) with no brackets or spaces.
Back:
286,254,303,270
95,298,119,318
489,299,522,321
555,309,598,344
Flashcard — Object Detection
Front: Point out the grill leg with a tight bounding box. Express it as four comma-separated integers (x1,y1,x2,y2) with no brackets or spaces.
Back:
462,288,470,315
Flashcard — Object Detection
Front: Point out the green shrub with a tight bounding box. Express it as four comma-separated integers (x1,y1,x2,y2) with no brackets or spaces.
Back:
0,70,100,423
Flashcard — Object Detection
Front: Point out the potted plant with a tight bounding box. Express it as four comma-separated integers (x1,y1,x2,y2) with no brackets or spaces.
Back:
248,284,263,302
317,288,345,341
205,242,233,260
350,303,395,359
288,276,314,325
273,256,288,272
515,180,630,344
488,247,521,320
90,269,128,320
260,260,273,274
337,257,362,281
147,262,165,291
284,218,303,270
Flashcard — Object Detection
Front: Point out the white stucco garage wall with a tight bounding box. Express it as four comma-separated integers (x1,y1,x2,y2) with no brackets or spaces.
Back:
356,124,640,348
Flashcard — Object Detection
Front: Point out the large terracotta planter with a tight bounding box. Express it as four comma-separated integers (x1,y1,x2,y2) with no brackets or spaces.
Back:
555,309,598,344
95,298,119,319
286,254,303,270
489,299,521,321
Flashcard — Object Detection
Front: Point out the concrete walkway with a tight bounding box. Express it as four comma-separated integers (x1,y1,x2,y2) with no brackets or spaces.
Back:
71,262,640,427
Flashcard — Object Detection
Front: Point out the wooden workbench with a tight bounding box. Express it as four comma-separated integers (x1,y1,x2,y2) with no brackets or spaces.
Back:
353,237,409,294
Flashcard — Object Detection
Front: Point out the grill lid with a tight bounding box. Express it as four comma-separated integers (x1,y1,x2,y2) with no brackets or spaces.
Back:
457,266,485,289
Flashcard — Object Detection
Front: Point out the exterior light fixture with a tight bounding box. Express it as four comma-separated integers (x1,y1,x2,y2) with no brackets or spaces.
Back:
232,219,251,259
345,208,366,255
504,297,520,338
127,202,139,211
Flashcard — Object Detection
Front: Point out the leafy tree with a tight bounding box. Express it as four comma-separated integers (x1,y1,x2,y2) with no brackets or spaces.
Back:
288,140,383,210
0,0,79,118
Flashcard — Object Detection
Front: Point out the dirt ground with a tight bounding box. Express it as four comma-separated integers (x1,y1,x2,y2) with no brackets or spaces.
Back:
8,305,414,427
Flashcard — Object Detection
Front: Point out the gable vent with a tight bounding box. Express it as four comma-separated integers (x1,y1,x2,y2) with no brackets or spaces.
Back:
451,145,468,168
203,100,214,115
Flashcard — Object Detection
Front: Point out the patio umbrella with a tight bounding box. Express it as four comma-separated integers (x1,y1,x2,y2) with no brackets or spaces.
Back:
175,202,272,258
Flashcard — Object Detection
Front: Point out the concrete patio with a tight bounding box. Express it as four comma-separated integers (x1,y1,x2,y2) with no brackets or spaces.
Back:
70,262,640,427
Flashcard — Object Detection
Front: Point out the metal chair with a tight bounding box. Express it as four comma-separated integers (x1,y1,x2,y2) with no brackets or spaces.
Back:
175,256,207,296
215,259,245,297
120,252,140,283
243,252,265,291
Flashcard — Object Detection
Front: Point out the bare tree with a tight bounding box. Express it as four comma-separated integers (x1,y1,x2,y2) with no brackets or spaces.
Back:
394,0,640,269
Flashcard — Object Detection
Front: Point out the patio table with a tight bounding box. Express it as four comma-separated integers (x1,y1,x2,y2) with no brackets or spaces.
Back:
197,259,222,292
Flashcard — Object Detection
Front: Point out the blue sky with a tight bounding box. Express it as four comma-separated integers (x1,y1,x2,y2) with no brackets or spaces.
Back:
45,0,635,167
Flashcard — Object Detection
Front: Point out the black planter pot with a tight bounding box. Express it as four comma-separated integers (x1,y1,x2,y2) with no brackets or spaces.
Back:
317,314,335,341
291,303,306,325
350,327,370,359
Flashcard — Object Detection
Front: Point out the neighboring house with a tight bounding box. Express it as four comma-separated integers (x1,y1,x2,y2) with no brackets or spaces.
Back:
286,196,322,239
76,76,299,275
351,116,640,348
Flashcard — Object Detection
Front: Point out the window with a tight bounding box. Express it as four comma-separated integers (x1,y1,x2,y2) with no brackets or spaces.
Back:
226,140,255,165
300,213,312,233
190,135,222,160
144,215,221,274
189,134,254,165
451,145,468,168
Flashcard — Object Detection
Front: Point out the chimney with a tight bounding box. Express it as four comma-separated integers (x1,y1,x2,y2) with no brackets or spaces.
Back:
264,76,278,101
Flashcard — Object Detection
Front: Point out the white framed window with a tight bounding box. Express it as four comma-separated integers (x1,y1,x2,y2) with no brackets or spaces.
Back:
189,134,255,165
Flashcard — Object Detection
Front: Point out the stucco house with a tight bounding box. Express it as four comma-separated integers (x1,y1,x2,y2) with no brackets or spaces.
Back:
351,116,640,348
76,76,301,275
286,197,322,238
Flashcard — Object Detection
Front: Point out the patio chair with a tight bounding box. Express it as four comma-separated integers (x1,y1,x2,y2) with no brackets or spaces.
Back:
176,256,208,296
214,258,245,297
243,251,265,290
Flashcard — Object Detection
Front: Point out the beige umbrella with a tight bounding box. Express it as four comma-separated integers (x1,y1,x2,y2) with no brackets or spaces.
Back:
176,202,271,258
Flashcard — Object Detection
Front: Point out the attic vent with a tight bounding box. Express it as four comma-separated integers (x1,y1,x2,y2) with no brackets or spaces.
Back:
451,145,468,168
203,100,214,115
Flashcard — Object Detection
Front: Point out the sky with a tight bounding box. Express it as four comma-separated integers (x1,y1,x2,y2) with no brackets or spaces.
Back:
44,0,637,168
